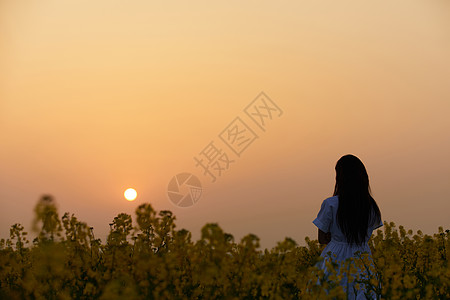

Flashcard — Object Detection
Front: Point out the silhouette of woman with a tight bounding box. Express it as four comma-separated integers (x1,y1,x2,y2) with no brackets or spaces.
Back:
313,154,382,299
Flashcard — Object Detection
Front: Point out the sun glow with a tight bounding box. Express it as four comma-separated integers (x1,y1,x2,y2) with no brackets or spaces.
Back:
124,188,137,201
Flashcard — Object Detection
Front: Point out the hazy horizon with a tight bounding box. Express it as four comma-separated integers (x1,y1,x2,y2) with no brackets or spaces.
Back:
1,0,450,250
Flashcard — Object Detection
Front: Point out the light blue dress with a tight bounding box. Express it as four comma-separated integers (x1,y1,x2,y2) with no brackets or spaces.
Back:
313,196,383,299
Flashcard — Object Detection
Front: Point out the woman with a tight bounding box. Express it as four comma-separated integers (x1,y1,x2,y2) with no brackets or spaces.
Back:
313,154,382,299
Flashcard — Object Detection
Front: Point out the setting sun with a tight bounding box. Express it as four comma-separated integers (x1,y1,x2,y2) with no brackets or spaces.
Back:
124,188,137,201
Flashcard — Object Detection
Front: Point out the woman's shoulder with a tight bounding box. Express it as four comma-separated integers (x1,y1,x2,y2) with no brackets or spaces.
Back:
323,195,339,206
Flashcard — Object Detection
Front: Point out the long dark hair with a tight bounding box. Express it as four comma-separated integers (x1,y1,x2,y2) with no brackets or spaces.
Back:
333,154,381,246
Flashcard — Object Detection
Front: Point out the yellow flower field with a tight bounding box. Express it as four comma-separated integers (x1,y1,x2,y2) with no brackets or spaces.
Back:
1,196,449,299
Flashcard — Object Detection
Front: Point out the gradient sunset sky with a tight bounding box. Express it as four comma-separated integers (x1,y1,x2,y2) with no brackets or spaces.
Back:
1,0,449,250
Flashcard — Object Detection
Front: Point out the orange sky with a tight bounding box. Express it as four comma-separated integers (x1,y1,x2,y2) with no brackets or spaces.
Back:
1,0,450,250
